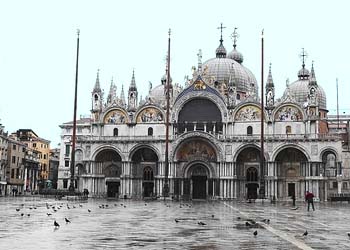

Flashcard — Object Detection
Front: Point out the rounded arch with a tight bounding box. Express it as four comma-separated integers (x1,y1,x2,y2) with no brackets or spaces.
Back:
135,105,165,123
95,149,122,162
272,103,305,122
232,102,268,122
91,145,125,162
183,160,216,178
103,108,128,124
170,131,224,162
319,147,339,162
172,93,228,123
129,144,160,162
272,144,310,161
174,136,218,163
233,144,269,162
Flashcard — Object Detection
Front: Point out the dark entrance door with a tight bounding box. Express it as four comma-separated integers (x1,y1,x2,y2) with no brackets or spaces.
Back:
107,182,120,198
246,183,258,199
192,176,207,199
288,183,295,197
143,182,154,197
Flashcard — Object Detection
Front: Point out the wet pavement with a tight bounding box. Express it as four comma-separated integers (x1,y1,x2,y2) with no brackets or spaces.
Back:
1,197,350,250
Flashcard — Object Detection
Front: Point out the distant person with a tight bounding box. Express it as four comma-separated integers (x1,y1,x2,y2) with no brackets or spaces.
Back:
291,194,296,207
305,191,315,211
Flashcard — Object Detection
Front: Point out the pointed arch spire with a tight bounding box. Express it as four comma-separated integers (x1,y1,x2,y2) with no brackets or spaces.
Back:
129,69,137,91
309,61,317,86
107,77,117,104
120,84,126,107
93,69,101,92
266,63,274,88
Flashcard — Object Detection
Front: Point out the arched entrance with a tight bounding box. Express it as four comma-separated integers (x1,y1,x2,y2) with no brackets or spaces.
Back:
246,167,258,199
236,146,263,200
95,149,122,198
275,147,308,199
131,147,158,198
189,164,208,199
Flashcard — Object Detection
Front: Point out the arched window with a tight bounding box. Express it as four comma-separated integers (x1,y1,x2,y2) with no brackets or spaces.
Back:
148,127,153,136
143,167,154,180
246,167,258,182
113,128,118,136
286,126,292,134
247,126,253,135
236,94,240,100
94,94,99,101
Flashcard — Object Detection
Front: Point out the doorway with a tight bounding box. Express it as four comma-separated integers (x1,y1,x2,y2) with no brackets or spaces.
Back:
246,183,258,199
192,176,207,199
143,182,154,197
107,181,120,198
288,183,295,197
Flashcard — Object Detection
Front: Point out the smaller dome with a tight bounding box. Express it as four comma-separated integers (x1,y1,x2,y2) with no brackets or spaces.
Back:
298,67,310,79
161,74,172,84
227,48,243,64
148,84,165,104
215,43,227,58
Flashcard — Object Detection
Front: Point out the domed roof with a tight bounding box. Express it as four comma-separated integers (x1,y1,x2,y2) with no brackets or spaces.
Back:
227,48,243,64
202,57,258,95
286,79,327,110
148,84,165,104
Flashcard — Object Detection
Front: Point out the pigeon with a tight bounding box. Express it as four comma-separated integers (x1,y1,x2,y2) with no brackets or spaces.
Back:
88,209,91,213
303,230,308,237
253,230,258,236
211,214,215,218
21,213,24,216
79,204,83,208
198,221,206,226
347,232,350,238
54,220,60,227
245,222,252,227
16,208,20,212
175,218,179,223
237,216,241,220
65,218,71,223
291,207,299,210
261,219,270,224
47,213,52,216
27,214,30,217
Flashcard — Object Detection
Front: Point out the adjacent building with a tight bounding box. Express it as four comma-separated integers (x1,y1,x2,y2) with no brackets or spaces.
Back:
0,124,8,195
58,28,349,201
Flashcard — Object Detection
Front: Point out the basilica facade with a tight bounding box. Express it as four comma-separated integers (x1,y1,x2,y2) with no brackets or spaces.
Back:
57,30,349,201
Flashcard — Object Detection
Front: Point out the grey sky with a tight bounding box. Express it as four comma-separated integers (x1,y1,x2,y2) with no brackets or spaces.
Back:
0,0,349,147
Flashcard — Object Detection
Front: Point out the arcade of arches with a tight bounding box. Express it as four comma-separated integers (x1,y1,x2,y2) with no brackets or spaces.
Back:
75,144,341,200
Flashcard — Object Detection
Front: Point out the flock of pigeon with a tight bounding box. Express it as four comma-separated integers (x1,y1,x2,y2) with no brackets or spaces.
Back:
13,201,350,240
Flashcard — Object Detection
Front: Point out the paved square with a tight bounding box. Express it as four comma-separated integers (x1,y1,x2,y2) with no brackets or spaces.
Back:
0,197,349,249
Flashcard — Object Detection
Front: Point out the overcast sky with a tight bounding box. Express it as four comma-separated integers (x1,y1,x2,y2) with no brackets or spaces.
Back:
0,0,349,147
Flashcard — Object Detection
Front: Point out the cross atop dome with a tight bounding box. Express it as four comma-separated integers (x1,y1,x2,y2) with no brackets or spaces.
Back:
217,23,226,44
231,27,239,48
299,48,308,68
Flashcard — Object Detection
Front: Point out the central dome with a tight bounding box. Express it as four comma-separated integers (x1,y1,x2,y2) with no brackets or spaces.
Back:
202,57,258,95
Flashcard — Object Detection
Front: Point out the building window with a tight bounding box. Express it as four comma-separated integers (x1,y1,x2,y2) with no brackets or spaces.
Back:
113,128,118,136
11,169,15,178
43,154,47,160
33,143,36,148
65,144,70,156
77,127,82,133
148,127,153,136
13,144,16,150
65,160,69,167
332,182,338,189
236,94,240,100
63,179,68,189
143,167,154,181
286,126,292,134
12,156,16,164
343,182,348,189
247,126,253,135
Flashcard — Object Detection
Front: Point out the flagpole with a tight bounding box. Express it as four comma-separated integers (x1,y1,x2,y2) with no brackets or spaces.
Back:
260,29,265,199
69,29,80,193
164,29,171,198
336,78,339,130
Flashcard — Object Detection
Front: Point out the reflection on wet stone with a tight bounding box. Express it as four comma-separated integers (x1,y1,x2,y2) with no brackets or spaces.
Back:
1,197,350,249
